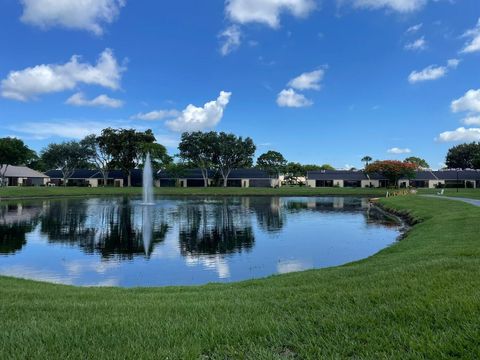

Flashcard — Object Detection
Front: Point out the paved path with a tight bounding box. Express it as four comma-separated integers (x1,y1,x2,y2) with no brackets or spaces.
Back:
422,195,480,207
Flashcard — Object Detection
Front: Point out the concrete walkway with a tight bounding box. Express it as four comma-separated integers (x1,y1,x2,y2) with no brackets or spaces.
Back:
422,195,480,207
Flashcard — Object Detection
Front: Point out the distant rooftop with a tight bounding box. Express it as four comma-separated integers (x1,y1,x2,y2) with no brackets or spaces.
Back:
0,165,48,178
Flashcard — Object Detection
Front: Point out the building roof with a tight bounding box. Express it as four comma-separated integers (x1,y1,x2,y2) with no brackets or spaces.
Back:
157,168,215,180
158,168,271,179
0,165,49,178
307,170,480,181
229,169,270,179
409,171,438,181
434,170,480,180
45,169,143,180
307,170,369,181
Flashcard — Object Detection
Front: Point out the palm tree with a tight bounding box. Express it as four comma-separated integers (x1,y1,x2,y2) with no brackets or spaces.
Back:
361,156,372,168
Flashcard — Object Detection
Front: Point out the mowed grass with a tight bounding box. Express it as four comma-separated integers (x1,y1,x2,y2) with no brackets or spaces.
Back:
0,196,479,359
420,187,480,200
0,185,393,199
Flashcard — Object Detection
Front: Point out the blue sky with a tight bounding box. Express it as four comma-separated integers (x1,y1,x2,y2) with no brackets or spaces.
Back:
1,0,479,169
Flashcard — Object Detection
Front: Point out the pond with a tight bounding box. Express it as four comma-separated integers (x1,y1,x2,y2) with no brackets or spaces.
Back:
0,196,401,287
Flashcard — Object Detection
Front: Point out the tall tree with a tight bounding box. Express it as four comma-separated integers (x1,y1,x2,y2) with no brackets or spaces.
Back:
303,164,335,172
366,160,417,187
445,142,480,169
99,128,158,186
0,137,36,186
178,132,218,187
404,156,430,169
41,141,87,186
214,132,256,187
284,162,305,185
140,142,172,170
81,134,114,187
163,162,189,187
361,156,373,168
256,151,287,178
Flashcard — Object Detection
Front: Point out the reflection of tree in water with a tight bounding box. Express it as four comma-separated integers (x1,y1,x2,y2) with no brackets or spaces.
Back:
284,197,370,213
40,199,95,246
0,203,42,255
282,198,399,228
94,199,169,259
178,199,254,256
41,198,168,259
363,206,400,228
250,197,285,233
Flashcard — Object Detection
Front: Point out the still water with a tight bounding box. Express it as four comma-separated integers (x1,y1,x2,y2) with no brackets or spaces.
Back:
0,196,401,287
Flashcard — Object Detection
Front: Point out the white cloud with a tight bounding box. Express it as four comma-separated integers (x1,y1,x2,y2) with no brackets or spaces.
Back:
65,92,123,108
404,36,427,51
406,23,422,34
7,120,127,140
461,18,480,54
166,91,232,132
408,65,446,83
20,0,125,35
225,0,316,28
451,89,480,113
1,49,124,101
438,127,480,142
343,0,428,13
387,147,411,154
276,88,313,107
462,116,480,126
219,25,242,56
131,109,180,121
408,59,459,84
447,58,460,68
287,69,325,90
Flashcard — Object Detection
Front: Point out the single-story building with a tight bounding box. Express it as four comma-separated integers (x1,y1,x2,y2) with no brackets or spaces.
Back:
0,165,49,186
157,168,280,188
307,170,480,189
306,170,375,188
45,169,144,187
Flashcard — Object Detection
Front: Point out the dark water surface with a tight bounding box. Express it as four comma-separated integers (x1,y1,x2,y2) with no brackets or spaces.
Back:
0,196,401,287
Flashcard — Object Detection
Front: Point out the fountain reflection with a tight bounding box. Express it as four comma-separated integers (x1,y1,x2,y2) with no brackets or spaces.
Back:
40,198,168,259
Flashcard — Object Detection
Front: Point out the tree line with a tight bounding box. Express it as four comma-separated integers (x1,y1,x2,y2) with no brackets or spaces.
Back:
1,129,480,187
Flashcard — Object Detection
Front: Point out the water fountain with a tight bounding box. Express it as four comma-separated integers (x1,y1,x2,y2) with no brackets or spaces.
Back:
141,153,155,255
142,153,155,205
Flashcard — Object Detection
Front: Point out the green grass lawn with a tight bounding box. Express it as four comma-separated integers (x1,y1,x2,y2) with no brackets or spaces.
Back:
419,187,480,200
0,195,479,358
0,185,393,199
1,186,480,200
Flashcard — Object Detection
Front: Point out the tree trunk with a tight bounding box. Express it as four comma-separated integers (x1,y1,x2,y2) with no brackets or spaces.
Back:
103,170,108,187
0,165,8,187
201,168,208,187
223,177,228,187
128,171,132,187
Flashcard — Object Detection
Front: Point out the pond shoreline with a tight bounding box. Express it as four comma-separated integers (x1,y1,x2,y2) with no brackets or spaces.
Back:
0,186,391,201
0,196,479,358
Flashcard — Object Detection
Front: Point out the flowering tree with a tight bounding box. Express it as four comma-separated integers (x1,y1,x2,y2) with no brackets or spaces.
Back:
366,160,417,187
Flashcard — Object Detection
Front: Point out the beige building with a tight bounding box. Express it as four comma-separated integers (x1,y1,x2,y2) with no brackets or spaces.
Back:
0,165,49,186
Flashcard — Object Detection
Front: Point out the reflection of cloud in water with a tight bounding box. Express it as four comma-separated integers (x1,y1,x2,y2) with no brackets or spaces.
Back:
277,259,312,274
185,255,231,279
0,265,75,285
85,278,120,287
64,259,120,276
148,225,181,260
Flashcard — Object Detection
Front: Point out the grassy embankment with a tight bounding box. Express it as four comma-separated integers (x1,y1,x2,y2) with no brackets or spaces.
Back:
0,186,393,199
0,195,479,358
1,185,479,200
